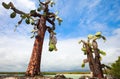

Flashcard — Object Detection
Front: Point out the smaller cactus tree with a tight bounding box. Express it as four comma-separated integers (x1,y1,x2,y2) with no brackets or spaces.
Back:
78,32,106,78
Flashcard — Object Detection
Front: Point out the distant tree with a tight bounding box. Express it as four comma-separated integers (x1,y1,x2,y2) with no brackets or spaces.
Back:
2,0,62,76
109,56,120,78
78,32,106,78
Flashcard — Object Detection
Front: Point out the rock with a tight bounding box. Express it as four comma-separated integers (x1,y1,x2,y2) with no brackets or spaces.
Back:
53,74,73,79
79,76,90,79
0,74,73,79
0,76,53,79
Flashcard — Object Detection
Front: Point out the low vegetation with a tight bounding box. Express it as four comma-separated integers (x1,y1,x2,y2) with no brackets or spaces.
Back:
0,71,90,75
108,56,120,78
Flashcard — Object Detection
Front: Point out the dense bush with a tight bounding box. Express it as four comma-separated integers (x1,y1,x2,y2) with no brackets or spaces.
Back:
109,56,120,78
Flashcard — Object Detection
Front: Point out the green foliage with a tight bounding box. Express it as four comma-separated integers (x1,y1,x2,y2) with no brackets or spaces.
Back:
99,50,106,56
50,0,55,7
99,56,102,61
43,12,47,17
95,32,106,41
102,64,111,70
58,18,63,25
78,40,82,44
20,14,26,19
49,37,57,52
37,7,42,12
30,10,36,14
109,56,120,78
81,48,87,55
81,63,85,68
2,1,62,51
30,19,35,25
25,18,30,24
48,31,57,52
0,72,25,74
10,12,16,18
18,19,23,25
49,43,55,52
42,72,56,75
55,11,59,16
55,16,63,25
101,36,106,42
81,47,86,51
30,35,35,39
88,34,94,39
95,32,101,36
2,2,10,9
79,32,107,71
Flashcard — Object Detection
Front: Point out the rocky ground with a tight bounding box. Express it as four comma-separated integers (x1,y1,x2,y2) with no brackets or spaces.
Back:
0,74,73,79
0,74,116,79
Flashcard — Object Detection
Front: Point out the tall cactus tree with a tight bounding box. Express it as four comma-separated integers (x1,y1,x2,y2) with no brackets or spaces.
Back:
79,32,106,78
2,0,62,76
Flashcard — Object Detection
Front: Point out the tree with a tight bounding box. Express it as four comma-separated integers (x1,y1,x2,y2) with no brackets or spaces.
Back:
109,56,120,78
78,32,106,78
2,0,62,76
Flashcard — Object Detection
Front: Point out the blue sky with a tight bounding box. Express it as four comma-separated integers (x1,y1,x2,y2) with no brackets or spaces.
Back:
0,0,120,72
56,0,120,38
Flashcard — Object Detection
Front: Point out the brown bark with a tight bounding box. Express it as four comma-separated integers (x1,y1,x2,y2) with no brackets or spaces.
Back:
92,40,104,78
3,1,55,77
25,16,47,76
81,40,96,77
86,44,96,77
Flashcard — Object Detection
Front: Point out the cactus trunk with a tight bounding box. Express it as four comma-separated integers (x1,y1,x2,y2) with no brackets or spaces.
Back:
25,16,46,76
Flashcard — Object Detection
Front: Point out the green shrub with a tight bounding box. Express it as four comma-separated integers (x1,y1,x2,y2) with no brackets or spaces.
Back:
109,56,120,78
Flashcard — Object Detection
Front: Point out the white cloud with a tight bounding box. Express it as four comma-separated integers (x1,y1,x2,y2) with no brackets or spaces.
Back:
89,22,108,31
0,36,86,72
95,28,120,64
53,0,100,21
0,0,120,72
0,0,36,38
0,36,34,72
88,0,100,9
0,28,120,72
41,38,87,71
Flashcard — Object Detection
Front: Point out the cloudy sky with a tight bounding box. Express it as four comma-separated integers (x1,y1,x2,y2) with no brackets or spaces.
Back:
0,0,120,72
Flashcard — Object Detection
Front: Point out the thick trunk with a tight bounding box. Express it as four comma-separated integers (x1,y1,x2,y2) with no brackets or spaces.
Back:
94,49,104,78
86,45,96,77
25,16,46,76
92,40,104,78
